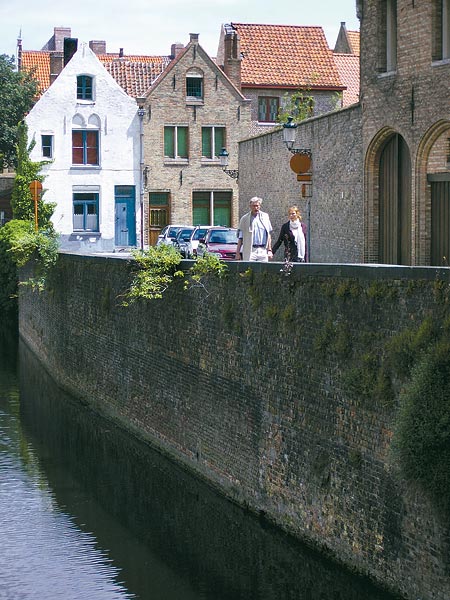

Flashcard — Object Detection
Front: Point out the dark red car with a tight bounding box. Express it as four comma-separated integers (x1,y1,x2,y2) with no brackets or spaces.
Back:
197,227,238,260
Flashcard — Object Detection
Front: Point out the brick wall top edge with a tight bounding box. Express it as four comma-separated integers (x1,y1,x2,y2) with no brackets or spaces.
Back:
57,252,450,282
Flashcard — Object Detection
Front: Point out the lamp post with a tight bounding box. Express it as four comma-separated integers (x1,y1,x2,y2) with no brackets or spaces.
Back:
219,147,239,180
282,117,313,261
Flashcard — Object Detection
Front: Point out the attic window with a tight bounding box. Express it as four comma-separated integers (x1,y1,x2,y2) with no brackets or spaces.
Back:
186,71,203,101
77,75,93,100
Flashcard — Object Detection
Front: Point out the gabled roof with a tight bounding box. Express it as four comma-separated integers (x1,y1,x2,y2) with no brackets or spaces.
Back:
333,53,360,106
346,31,360,56
21,50,171,98
228,23,344,90
146,37,249,102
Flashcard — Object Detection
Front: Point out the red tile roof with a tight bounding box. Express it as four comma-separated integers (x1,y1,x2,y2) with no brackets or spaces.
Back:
333,53,360,106
20,50,171,98
21,51,50,94
100,55,171,97
230,23,344,90
346,31,360,56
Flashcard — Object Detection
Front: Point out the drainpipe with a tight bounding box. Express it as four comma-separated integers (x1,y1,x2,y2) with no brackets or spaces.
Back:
137,106,145,250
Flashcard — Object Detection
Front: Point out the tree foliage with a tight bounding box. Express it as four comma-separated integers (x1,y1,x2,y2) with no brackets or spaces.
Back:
0,54,38,169
11,122,55,226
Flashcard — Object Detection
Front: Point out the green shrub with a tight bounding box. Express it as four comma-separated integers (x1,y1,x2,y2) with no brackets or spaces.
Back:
392,339,450,513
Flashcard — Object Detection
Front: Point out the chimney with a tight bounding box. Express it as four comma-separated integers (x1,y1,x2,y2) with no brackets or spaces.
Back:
89,40,106,54
189,33,199,44
170,42,184,58
63,37,78,66
50,52,64,84
223,31,241,90
119,48,124,58
53,27,71,51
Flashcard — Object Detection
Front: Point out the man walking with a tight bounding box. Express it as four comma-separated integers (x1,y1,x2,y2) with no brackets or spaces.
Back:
236,197,273,262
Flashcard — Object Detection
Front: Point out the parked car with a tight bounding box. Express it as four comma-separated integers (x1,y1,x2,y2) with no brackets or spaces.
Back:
173,226,197,257
184,226,215,258
196,227,238,260
156,225,188,246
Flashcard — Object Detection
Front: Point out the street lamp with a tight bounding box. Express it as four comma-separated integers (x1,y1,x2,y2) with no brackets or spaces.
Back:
219,147,239,180
282,116,312,158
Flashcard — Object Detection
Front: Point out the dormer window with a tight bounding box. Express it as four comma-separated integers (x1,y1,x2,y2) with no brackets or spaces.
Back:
186,70,203,102
77,75,93,100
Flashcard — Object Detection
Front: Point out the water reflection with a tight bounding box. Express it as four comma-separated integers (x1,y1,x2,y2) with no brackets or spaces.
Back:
0,328,133,600
14,337,398,600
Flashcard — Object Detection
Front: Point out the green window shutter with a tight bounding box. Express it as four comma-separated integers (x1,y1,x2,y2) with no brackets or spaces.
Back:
164,127,174,157
202,127,212,158
178,127,188,158
213,192,231,226
214,128,225,158
193,192,210,225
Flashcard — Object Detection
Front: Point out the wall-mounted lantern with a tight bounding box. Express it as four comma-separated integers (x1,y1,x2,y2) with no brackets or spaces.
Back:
282,116,312,158
219,147,239,180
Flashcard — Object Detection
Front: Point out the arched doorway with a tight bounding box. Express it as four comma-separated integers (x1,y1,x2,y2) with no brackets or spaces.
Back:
378,133,411,264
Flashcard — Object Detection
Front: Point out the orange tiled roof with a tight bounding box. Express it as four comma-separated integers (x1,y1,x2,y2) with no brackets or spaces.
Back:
333,53,360,107
230,23,344,90
21,51,50,94
100,55,171,97
20,50,171,98
346,30,360,56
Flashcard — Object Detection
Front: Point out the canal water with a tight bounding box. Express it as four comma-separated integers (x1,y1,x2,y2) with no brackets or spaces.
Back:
0,324,399,600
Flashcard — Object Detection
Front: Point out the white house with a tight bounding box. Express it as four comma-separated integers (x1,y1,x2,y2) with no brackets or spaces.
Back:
26,42,143,252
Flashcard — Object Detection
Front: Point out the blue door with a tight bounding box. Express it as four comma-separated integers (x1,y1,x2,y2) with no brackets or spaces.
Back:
115,186,136,247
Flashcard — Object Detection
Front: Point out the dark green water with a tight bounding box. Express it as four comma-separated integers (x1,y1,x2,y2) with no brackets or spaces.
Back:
0,324,399,599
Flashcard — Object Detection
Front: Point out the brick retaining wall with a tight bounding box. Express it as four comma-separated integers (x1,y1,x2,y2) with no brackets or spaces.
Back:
19,253,450,600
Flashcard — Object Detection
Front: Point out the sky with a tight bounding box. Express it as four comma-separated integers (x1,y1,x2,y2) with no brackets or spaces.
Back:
0,0,359,61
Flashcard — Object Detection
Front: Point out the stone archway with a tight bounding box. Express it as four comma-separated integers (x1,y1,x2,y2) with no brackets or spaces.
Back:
364,128,412,264
415,120,450,265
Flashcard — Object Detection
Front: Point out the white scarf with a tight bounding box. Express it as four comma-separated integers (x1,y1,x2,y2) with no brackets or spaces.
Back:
289,220,305,259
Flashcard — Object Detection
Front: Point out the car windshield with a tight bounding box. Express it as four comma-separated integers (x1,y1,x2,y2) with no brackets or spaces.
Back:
178,229,194,241
168,227,181,238
193,228,209,240
208,230,237,244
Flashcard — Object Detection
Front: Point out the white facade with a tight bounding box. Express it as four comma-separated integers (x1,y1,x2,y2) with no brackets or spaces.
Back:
26,43,142,252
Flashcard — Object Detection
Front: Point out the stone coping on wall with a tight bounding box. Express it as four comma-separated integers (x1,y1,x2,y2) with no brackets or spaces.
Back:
58,250,450,283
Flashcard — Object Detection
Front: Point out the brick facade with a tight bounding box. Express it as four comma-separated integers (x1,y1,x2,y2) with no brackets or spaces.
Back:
142,35,251,233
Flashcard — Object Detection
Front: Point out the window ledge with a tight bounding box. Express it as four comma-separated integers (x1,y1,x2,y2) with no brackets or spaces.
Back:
163,159,189,166
70,165,101,170
185,97,204,105
201,158,221,165
70,232,101,238
431,58,450,67
76,100,95,106
378,70,397,79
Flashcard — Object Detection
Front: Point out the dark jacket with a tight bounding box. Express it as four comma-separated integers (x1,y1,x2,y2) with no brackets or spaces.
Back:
272,221,308,262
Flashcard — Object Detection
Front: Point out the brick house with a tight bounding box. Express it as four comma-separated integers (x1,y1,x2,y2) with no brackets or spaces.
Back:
333,22,360,107
216,23,346,136
360,0,450,266
141,33,251,243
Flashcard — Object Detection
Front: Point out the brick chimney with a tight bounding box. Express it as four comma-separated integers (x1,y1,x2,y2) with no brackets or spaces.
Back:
223,31,242,90
171,42,184,58
189,33,199,44
53,27,72,51
89,40,106,54
50,52,64,84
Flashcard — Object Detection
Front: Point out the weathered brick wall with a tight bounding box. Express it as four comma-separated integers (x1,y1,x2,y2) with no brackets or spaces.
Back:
19,254,450,600
238,105,363,263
